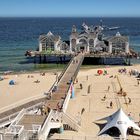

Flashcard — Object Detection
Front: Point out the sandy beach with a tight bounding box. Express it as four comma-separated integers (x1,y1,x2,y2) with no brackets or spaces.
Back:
1,64,140,139
0,71,57,113
50,64,140,139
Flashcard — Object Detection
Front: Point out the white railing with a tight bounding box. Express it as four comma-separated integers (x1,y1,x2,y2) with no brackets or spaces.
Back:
0,102,44,129
51,111,62,122
49,135,116,140
62,86,71,113
0,94,45,114
39,110,63,140
0,112,18,129
39,109,54,139
48,135,133,140
10,108,26,126
58,56,74,83
62,112,80,132
40,110,53,132
26,102,43,112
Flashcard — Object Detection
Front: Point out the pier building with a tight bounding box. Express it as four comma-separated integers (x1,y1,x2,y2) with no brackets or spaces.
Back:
38,24,130,55
39,31,69,53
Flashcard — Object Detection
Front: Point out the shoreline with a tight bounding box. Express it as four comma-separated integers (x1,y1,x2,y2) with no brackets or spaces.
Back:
1,64,139,75
0,67,63,75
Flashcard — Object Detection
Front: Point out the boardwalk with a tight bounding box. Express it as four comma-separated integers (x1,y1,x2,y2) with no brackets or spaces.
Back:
0,97,46,121
45,53,84,110
0,53,84,126
17,114,46,130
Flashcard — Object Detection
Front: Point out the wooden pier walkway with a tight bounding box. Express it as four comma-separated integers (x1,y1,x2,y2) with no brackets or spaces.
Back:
46,53,84,110
0,53,84,125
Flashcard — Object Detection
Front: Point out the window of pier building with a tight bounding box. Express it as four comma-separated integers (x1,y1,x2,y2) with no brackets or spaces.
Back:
89,39,94,47
78,39,88,52
79,39,88,45
46,38,55,51
60,42,69,52
71,39,76,51
42,43,46,51
112,39,126,54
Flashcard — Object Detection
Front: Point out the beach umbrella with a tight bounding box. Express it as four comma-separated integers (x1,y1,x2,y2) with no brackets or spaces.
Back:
9,80,15,85
97,70,103,75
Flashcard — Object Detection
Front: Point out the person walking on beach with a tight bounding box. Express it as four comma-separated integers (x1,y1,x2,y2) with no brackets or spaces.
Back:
110,101,113,108
102,95,107,101
86,75,88,81
128,97,131,104
76,78,78,83
73,59,75,64
81,108,85,115
80,83,83,89
107,86,110,91
137,80,139,86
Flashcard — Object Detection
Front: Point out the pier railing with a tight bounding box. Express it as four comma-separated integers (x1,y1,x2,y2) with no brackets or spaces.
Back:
62,85,71,113
57,55,74,82
0,53,85,139
0,112,18,128
10,108,26,126
48,135,137,140
39,110,62,139
44,55,75,103
72,54,84,81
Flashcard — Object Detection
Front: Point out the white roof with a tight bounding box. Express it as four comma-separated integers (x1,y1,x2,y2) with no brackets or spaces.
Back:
47,31,54,36
98,108,140,139
116,32,121,37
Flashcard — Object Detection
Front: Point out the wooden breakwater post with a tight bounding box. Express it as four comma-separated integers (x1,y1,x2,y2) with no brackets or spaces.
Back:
88,84,91,94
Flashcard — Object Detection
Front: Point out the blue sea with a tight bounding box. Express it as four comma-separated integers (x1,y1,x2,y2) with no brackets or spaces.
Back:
0,17,140,72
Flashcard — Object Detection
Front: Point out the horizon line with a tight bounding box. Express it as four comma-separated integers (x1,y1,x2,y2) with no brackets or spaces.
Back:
0,16,140,18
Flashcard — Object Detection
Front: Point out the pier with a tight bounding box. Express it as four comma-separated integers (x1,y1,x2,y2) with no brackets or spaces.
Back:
0,53,84,139
26,52,132,66
0,52,130,123
45,53,84,110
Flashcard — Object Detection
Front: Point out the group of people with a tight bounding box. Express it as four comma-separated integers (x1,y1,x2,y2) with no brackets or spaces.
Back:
73,59,78,64
129,69,139,76
118,68,140,79
40,72,46,76
101,94,113,109
118,68,127,74
27,75,34,78
34,79,40,83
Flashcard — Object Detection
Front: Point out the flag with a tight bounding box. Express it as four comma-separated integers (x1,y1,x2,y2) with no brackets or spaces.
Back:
71,84,75,98
70,83,75,98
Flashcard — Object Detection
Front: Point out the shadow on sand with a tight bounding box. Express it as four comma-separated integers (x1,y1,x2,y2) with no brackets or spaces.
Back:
94,122,121,138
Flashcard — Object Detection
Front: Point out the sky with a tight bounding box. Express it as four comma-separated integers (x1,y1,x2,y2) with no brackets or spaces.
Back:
0,0,140,17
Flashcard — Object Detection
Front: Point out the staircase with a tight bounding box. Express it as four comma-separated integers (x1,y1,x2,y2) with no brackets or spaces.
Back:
63,124,75,131
62,112,81,132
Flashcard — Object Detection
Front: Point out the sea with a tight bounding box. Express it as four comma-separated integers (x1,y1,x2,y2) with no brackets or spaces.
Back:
0,17,140,72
